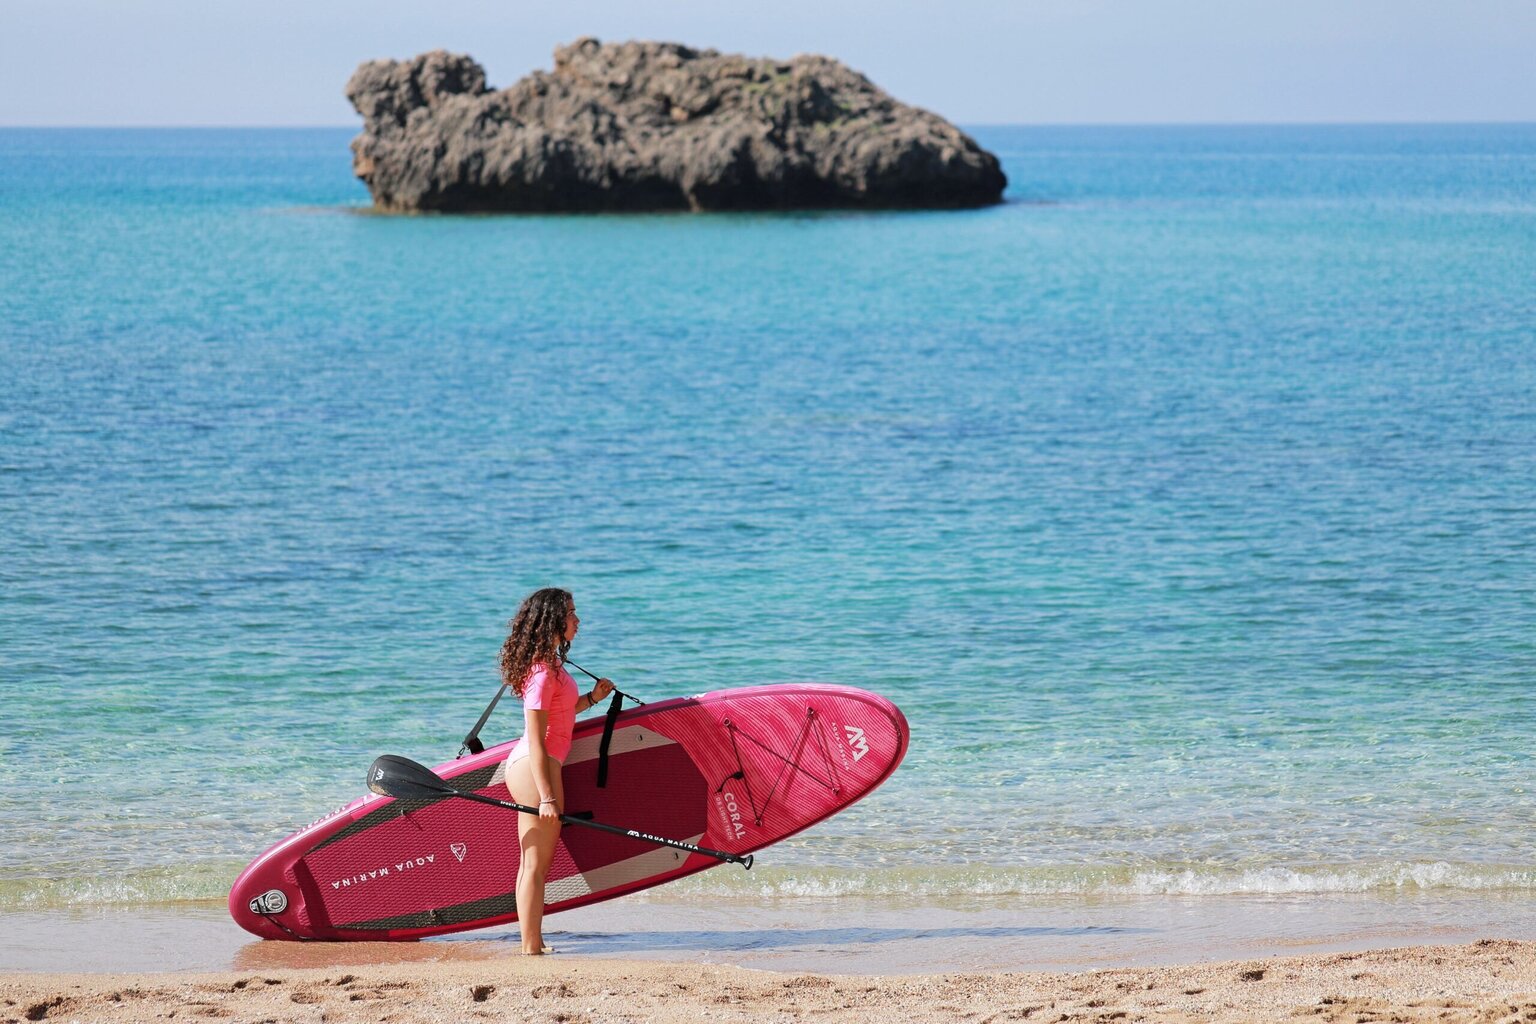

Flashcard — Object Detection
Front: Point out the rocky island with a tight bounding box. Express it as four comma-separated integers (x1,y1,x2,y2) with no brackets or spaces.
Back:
345,38,1007,213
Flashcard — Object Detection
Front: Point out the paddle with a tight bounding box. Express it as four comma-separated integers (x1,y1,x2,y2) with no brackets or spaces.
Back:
367,755,753,869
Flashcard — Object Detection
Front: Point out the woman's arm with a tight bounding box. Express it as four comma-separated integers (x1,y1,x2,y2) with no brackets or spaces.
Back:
577,677,616,713
524,708,559,819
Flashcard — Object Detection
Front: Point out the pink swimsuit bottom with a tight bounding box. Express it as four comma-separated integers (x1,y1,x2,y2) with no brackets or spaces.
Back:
505,742,562,768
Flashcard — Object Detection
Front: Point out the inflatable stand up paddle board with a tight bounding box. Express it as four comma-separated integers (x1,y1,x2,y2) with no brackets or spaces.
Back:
230,683,907,940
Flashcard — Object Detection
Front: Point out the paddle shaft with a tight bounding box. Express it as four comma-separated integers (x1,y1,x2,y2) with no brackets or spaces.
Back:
443,787,751,868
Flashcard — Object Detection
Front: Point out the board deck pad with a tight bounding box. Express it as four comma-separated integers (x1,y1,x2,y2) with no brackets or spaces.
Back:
230,683,908,940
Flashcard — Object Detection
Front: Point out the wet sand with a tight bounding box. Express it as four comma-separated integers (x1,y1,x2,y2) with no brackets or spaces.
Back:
7,890,1535,976
3,940,1534,1023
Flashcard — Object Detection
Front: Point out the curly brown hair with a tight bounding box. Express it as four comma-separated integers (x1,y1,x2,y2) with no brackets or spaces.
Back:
498,588,573,697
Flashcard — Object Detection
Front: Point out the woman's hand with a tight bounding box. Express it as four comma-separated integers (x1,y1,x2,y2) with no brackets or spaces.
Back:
592,677,615,703
538,797,561,822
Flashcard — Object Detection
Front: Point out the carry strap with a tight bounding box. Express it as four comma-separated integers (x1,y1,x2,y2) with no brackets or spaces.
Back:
460,661,644,767
596,689,624,788
458,683,508,758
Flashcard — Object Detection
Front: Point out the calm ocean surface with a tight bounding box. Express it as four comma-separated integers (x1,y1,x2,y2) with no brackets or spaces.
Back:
1,125,1533,914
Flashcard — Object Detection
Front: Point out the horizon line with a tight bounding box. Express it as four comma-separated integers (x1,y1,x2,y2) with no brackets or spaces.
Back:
3,119,1534,131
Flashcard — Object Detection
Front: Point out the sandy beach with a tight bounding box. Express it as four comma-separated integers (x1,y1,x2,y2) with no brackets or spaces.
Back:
4,940,1533,1023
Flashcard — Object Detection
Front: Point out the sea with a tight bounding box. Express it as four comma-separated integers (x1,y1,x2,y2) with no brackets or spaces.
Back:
1,123,1533,973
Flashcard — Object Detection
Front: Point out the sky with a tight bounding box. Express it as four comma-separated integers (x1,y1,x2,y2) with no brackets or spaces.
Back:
2,0,1533,126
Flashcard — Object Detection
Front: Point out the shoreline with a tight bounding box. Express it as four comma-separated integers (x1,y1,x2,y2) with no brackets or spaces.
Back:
5,890,1533,976
3,941,1533,1023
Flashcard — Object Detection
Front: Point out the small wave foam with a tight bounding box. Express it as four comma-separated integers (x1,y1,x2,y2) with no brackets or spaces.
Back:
2,860,1532,911
639,862,1536,900
0,863,240,911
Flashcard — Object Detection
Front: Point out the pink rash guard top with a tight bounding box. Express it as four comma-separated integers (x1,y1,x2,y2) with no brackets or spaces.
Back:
507,661,580,764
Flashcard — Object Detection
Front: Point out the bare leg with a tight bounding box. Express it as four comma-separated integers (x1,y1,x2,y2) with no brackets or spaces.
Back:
506,754,563,954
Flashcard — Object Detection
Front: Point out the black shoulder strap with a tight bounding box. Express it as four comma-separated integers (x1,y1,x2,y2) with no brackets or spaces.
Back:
596,690,624,787
458,683,508,758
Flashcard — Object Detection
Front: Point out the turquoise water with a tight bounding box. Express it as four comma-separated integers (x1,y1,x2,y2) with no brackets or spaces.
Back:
2,125,1534,912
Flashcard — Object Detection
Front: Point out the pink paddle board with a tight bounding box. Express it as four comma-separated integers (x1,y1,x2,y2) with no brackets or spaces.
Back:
230,683,908,940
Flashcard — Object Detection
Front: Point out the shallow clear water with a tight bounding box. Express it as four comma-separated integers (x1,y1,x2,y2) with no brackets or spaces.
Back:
1,125,1534,911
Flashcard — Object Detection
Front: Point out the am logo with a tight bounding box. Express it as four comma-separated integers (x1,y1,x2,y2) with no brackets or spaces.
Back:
843,725,869,762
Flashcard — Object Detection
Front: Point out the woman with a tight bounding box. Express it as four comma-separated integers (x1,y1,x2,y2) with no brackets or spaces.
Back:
498,587,613,955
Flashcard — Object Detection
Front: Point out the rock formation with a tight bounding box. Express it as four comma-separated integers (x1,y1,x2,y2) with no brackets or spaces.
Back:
345,39,1007,213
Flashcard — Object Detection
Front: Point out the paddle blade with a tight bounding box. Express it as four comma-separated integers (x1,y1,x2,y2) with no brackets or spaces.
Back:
367,754,454,800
